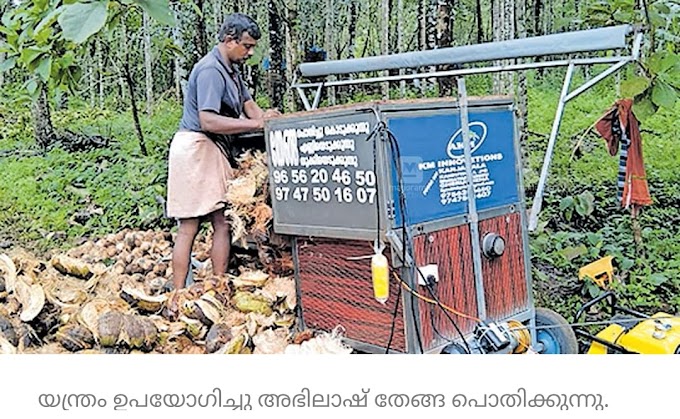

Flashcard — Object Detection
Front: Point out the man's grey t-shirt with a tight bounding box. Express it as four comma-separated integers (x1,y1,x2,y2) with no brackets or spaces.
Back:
179,46,253,132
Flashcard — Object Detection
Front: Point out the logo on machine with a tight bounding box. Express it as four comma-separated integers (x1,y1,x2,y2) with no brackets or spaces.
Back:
446,122,488,159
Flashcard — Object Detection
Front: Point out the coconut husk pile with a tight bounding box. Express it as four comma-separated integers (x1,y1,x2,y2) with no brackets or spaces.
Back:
0,150,346,354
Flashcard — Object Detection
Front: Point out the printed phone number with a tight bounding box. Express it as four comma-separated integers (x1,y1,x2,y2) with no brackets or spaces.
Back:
275,186,377,205
271,168,376,187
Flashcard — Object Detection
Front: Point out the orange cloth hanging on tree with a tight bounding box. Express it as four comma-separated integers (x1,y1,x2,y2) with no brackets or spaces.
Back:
594,99,653,209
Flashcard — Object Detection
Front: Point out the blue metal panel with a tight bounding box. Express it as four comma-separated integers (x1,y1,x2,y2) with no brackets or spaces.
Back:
387,108,519,226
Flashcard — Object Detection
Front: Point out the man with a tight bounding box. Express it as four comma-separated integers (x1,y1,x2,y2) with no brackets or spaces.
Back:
166,13,280,289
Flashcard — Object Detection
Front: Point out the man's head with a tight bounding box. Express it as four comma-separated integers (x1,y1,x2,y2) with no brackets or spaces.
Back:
218,13,261,65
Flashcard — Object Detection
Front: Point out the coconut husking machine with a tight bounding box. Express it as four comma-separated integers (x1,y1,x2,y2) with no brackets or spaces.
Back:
263,25,643,354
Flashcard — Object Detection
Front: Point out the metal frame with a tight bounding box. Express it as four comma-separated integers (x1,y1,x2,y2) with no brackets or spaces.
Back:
374,96,536,353
571,291,646,354
286,26,643,354
292,32,644,231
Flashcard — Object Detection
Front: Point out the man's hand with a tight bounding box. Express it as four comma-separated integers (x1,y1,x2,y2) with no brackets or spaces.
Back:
263,108,282,118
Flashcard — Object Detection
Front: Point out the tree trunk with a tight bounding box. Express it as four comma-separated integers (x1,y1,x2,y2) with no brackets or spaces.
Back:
533,0,542,36
284,0,300,112
419,0,427,52
515,0,528,144
191,0,208,72
492,0,514,95
96,38,105,107
213,0,222,31
32,83,57,150
381,0,390,99
171,0,186,101
426,0,437,89
268,0,285,110
324,0,336,105
0,0,11,90
476,0,483,43
123,40,148,156
0,51,4,89
397,0,405,97
417,0,428,93
346,0,359,98
143,12,153,115
436,0,453,97
88,44,96,108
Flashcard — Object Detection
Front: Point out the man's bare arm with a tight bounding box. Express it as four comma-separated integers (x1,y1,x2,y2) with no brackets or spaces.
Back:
199,110,263,135
243,99,265,120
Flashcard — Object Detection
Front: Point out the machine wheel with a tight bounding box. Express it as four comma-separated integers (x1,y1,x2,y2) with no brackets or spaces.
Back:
534,307,579,354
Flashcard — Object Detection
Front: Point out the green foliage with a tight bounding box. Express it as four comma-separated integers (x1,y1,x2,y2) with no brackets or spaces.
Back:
526,80,680,317
0,0,81,98
0,0,175,100
582,0,680,121
133,0,175,26
559,191,595,222
0,98,180,253
58,1,109,44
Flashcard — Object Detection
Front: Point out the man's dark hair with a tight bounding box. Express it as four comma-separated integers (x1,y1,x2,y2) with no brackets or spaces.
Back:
218,13,261,42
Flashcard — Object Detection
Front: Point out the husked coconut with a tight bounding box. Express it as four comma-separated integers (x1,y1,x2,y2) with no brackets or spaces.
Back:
97,311,124,347
205,323,232,354
56,323,95,352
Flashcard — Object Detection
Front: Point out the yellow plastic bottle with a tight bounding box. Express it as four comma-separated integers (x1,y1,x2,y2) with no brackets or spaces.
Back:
371,252,389,304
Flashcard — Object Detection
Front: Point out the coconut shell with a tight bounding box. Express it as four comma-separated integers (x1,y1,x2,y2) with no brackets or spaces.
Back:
180,316,207,340
0,335,17,354
26,301,59,339
262,276,297,311
97,311,124,347
216,333,246,354
0,254,18,293
121,314,147,349
0,314,18,347
120,284,167,313
78,299,114,338
13,278,46,322
230,270,269,288
56,323,95,352
205,323,232,354
232,292,273,316
192,299,221,326
50,255,92,279
138,317,158,352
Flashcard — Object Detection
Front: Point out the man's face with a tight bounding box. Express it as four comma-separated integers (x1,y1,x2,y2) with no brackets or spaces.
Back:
225,32,257,64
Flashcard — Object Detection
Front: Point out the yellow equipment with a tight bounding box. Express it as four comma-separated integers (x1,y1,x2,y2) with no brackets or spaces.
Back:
587,312,680,354
578,256,615,288
573,257,680,354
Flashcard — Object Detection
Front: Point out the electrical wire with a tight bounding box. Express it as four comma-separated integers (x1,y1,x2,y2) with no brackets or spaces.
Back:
424,281,473,354
357,109,679,355
384,280,402,354
363,115,410,354
384,124,424,354
428,301,453,344
391,271,480,322
375,118,485,353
